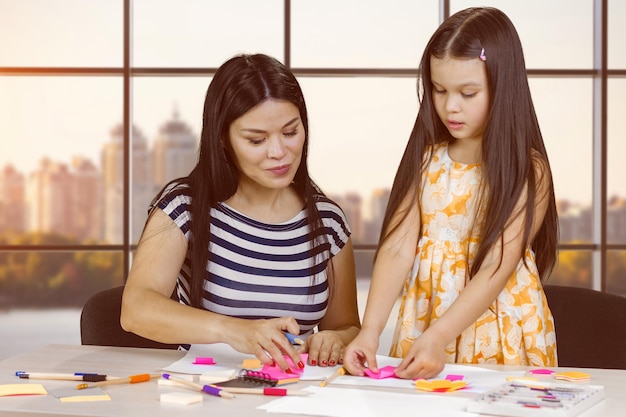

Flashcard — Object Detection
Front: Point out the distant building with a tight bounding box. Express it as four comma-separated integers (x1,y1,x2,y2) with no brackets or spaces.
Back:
70,157,101,242
101,124,153,243
365,188,390,244
608,196,626,244
152,108,197,189
0,164,26,233
26,158,74,236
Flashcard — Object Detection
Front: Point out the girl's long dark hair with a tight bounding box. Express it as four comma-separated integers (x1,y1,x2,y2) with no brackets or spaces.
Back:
379,7,558,281
151,54,326,307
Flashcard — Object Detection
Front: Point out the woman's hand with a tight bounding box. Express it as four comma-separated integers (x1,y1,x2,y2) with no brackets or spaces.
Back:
225,316,305,373
303,330,346,367
393,330,446,379
341,328,380,376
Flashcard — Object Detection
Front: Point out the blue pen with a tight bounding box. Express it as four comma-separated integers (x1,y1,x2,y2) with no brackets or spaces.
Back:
284,332,305,345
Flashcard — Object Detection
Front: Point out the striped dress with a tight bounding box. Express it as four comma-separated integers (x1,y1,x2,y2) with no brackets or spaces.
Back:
155,189,351,336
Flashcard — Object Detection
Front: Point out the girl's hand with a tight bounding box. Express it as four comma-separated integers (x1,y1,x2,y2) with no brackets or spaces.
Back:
341,329,380,376
226,316,304,373
394,330,446,379
303,330,345,367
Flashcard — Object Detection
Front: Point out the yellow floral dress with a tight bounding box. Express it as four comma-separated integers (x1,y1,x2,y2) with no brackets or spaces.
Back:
389,144,557,366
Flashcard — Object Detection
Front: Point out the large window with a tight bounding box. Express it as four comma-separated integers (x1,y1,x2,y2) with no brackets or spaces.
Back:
1,0,625,309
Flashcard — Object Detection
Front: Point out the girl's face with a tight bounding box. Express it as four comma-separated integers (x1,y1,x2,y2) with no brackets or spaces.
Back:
228,98,305,192
430,55,490,143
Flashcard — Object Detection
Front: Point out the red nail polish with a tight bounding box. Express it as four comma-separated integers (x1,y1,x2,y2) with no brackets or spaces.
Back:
285,368,292,374
329,360,336,366
321,360,328,366
310,359,317,366
298,361,305,369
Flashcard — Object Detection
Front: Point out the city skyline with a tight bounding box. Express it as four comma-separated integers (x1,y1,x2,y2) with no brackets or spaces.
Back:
2,111,625,247
3,1,626,209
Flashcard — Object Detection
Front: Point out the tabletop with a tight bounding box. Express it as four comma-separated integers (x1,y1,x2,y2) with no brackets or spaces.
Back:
0,344,625,417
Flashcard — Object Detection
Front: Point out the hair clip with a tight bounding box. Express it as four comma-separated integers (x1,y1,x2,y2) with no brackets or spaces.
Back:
479,48,487,62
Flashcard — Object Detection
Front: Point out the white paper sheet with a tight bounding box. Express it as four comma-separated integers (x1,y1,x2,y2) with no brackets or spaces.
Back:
160,343,340,381
161,346,524,392
258,386,478,417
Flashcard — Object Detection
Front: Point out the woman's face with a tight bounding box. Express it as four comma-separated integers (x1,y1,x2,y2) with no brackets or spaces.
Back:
228,98,305,191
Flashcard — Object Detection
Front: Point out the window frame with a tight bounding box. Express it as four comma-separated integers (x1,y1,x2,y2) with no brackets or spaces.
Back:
1,0,624,293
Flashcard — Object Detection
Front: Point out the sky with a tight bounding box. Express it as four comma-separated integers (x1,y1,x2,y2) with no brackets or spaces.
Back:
1,0,625,208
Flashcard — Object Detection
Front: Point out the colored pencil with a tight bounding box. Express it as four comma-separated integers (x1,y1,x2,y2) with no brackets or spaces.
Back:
319,366,345,387
161,374,235,399
76,373,161,390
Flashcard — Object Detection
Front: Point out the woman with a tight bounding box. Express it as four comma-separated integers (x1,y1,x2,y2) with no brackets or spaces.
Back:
121,54,361,373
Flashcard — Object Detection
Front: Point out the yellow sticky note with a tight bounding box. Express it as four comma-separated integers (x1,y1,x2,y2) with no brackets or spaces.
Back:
51,387,111,403
507,376,538,382
0,384,47,396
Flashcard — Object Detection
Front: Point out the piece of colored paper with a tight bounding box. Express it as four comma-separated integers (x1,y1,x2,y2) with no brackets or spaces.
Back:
415,379,467,392
0,384,47,396
192,356,215,365
529,368,555,375
241,358,263,369
50,387,111,403
364,365,397,379
555,371,590,381
261,353,308,376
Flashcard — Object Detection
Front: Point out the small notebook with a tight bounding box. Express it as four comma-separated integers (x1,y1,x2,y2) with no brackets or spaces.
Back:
215,368,299,388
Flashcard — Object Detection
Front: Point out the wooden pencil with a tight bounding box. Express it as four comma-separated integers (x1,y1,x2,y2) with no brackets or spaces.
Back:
319,366,345,387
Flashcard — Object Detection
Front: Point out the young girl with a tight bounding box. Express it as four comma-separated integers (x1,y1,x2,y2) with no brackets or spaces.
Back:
121,54,360,373
343,7,558,380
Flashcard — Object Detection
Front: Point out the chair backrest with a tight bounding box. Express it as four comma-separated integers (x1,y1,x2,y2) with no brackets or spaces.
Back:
543,284,626,369
80,286,179,350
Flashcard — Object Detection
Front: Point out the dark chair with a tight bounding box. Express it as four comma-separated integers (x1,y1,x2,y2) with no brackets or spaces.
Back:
80,286,179,350
543,284,626,369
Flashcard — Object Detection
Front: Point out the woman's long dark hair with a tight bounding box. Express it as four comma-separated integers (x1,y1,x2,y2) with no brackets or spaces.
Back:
151,54,326,307
379,7,558,281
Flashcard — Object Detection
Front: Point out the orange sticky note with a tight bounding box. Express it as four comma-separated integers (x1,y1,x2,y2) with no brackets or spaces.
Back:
555,371,590,381
415,379,467,392
241,358,263,369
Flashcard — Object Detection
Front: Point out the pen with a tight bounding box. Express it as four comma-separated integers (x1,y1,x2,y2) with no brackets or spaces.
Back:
319,366,345,387
76,373,161,390
284,332,305,346
16,371,120,382
161,374,235,399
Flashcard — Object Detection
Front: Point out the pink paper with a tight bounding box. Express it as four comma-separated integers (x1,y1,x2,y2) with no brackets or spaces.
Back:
364,365,397,379
192,356,215,365
261,353,308,377
445,374,464,381
529,368,555,375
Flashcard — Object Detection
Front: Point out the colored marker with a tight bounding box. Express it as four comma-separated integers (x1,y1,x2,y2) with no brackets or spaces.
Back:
76,373,161,390
284,332,305,345
16,371,120,382
161,374,235,399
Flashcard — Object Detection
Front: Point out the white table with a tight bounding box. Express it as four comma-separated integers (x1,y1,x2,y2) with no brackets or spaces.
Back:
0,344,624,416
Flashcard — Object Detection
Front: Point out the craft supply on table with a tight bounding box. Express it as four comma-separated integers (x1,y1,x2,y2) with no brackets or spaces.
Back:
466,380,605,417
